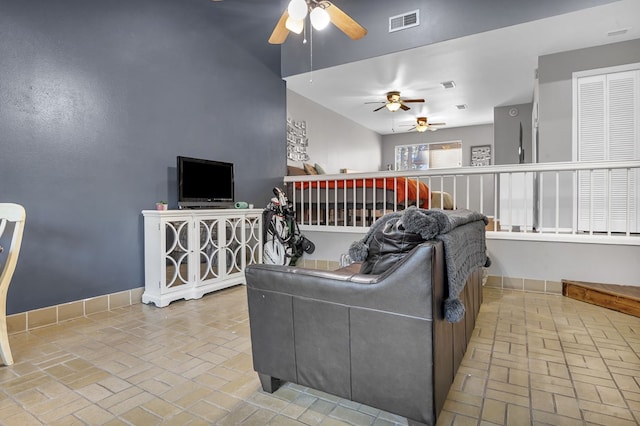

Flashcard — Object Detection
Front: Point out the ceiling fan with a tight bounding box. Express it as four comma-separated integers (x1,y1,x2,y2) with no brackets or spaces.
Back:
404,117,446,132
269,0,367,45
367,91,425,112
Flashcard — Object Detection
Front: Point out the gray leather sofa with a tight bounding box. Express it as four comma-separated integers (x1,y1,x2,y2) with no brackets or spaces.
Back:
245,240,483,426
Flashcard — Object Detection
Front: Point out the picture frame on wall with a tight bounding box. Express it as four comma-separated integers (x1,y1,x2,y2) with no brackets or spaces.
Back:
470,145,492,167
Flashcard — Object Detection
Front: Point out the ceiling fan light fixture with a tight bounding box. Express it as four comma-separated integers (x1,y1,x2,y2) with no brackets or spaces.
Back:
416,117,428,132
287,0,308,20
285,16,304,34
310,7,330,30
386,102,402,112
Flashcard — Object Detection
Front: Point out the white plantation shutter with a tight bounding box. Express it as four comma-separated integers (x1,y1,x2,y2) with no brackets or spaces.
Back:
576,69,639,233
608,72,638,231
577,75,607,232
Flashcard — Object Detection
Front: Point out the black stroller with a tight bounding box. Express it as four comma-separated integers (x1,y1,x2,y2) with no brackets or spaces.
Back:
263,187,314,265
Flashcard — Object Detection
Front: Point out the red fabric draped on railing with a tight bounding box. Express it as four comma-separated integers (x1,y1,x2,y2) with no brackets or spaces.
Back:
294,177,430,208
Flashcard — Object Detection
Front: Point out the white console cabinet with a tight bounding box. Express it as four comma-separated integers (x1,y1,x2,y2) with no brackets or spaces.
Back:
142,209,262,307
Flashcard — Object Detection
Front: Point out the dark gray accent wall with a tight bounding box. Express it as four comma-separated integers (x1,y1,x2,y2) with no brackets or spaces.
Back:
281,0,616,77
537,38,640,162
0,0,285,314
494,103,533,165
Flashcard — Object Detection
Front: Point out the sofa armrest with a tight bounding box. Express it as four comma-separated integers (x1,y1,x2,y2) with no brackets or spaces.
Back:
245,241,443,319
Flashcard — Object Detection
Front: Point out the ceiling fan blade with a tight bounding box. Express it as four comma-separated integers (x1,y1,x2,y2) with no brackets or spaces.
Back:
400,104,410,111
364,101,386,105
402,99,425,103
268,9,290,44
324,2,367,40
429,122,446,126
373,105,386,112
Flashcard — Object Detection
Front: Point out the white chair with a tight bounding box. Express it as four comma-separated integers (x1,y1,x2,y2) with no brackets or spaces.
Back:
0,203,26,366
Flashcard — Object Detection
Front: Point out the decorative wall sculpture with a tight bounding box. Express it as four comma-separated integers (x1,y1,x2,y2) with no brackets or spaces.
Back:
287,118,309,161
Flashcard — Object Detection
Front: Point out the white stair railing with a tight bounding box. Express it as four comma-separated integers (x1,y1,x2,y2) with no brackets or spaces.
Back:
284,160,640,245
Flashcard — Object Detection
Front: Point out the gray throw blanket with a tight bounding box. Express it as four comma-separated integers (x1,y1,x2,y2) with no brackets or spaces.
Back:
403,207,489,322
350,207,489,323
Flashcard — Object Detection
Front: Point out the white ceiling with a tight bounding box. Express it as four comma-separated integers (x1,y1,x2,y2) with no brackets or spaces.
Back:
285,0,640,135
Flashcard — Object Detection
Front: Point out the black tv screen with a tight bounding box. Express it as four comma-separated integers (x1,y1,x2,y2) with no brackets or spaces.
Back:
178,156,234,208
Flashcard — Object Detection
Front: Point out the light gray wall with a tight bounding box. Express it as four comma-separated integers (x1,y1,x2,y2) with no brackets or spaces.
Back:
538,38,640,162
287,90,382,173
535,38,640,229
281,0,616,77
381,124,494,168
0,0,285,314
381,124,495,214
486,240,640,286
494,103,533,165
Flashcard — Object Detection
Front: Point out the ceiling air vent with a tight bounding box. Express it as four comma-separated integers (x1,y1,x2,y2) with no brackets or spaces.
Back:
455,104,468,110
389,10,419,33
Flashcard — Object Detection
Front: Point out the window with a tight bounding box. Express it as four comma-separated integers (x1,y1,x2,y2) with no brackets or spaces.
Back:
394,141,462,171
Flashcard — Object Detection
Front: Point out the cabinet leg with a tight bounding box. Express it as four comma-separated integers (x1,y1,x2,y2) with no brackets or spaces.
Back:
258,373,282,393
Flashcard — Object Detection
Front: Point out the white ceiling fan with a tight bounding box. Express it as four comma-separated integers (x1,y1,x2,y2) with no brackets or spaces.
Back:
366,91,425,112
269,0,367,44
402,117,446,132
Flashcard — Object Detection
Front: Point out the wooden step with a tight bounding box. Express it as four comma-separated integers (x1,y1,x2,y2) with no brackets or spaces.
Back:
562,280,640,318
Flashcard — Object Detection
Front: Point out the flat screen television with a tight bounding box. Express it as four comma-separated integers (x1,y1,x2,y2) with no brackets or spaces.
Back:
177,156,234,208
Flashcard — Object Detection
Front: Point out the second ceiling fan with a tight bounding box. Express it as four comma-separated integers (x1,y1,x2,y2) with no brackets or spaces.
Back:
369,91,425,112
269,0,367,44
407,117,446,132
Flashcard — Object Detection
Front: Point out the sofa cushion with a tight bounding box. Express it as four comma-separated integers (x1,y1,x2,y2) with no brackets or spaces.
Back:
287,165,307,176
304,163,318,175
314,163,327,174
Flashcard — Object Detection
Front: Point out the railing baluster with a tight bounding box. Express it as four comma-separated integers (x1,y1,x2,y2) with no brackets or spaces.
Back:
508,173,513,232
292,184,297,224
362,178,367,228
539,172,544,232
494,174,499,231
383,177,387,216
607,169,611,236
627,168,631,237
479,175,484,214
589,170,594,235
440,176,444,210
343,178,347,227
372,178,377,225
394,177,398,212
571,171,576,235
324,182,329,226
352,178,357,226
556,171,560,234
404,176,409,208
301,183,306,226
523,172,528,234
466,175,470,210
332,180,337,226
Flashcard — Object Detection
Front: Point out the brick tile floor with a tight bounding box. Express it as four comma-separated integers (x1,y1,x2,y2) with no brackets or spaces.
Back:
2,286,640,425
